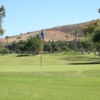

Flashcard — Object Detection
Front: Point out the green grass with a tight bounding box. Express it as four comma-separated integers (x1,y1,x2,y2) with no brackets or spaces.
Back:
0,71,100,100
0,53,100,100
0,53,100,72
63,50,81,55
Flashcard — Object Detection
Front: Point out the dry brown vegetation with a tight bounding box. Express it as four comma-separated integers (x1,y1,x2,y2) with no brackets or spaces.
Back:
0,21,91,43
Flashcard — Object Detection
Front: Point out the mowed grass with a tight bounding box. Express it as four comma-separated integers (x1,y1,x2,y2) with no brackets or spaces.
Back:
0,53,100,72
0,53,100,100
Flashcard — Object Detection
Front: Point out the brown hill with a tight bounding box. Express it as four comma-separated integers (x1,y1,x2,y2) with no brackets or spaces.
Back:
0,21,90,43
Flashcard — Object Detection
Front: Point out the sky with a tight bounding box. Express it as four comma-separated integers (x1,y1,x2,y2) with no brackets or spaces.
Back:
0,0,100,37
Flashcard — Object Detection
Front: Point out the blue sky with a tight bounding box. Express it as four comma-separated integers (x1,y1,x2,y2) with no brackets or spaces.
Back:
1,0,100,37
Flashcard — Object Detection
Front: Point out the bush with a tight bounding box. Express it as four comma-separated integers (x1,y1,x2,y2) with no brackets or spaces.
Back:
63,50,81,55
0,48,9,54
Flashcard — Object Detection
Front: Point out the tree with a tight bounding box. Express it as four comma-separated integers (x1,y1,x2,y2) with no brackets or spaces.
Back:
51,42,59,52
44,43,52,53
81,19,99,37
92,30,100,43
24,36,41,55
92,30,100,56
17,40,26,55
16,35,21,42
32,36,41,55
0,42,4,53
71,29,78,50
8,41,18,52
0,42,8,54
0,5,6,36
66,35,68,41
72,29,78,40
81,20,100,54
5,36,9,50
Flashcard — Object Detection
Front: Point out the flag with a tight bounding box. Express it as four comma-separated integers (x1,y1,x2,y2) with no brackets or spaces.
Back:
99,8,100,13
41,30,45,39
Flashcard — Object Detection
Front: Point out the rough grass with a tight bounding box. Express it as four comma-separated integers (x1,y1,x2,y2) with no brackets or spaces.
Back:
0,53,100,100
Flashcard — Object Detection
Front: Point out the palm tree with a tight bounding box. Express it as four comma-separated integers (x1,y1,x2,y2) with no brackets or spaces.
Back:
72,30,78,50
5,36,9,49
66,35,68,41
72,29,78,40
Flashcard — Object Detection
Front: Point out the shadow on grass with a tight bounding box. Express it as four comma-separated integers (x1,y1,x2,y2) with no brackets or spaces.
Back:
61,55,100,61
60,55,100,65
68,61,100,65
16,55,31,57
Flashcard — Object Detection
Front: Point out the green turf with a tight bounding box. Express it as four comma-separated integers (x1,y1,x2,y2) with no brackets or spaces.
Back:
0,53,100,72
0,71,100,100
0,53,100,100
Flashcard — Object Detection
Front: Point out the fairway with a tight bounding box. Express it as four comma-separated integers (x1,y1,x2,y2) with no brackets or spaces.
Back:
1,1,100,100
0,53,100,100
0,53,100,72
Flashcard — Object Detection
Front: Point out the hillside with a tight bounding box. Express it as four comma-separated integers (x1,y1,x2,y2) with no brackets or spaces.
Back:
0,21,90,43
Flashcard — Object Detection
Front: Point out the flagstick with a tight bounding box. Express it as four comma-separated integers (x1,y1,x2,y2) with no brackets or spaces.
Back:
40,37,42,67
40,29,44,67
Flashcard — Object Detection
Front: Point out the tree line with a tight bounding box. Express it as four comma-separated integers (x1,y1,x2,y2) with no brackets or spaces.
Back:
1,35,97,56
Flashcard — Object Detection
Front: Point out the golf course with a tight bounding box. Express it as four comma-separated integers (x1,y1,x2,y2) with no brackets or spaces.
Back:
1,1,100,100
0,53,100,100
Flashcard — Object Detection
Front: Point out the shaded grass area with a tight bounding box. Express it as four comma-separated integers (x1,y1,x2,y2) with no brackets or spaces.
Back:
61,53,100,65
69,61,100,65
0,70,100,100
16,55,31,57
62,55,100,61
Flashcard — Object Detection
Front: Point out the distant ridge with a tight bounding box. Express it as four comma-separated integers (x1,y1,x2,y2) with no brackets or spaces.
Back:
0,20,92,43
